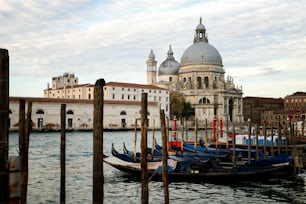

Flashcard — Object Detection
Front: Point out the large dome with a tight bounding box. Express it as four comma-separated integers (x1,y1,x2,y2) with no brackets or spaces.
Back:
180,42,223,66
180,18,223,66
158,45,180,75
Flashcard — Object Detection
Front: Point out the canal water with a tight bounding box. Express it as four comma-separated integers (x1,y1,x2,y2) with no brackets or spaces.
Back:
9,131,306,204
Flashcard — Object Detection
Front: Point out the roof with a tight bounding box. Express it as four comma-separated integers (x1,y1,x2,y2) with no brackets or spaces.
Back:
243,96,284,104
106,82,167,90
286,92,306,97
9,97,158,106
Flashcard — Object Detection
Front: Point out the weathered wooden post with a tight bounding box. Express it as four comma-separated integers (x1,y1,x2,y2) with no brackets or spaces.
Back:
277,116,281,155
166,117,169,151
185,117,188,141
93,78,105,203
22,101,32,204
160,110,169,204
205,119,208,149
151,119,155,160
271,124,274,156
60,104,66,204
247,119,251,165
0,48,9,203
181,118,185,151
226,117,229,150
134,118,138,162
140,93,148,204
285,118,288,153
263,121,267,158
194,118,198,153
19,100,25,204
232,124,236,167
255,124,259,161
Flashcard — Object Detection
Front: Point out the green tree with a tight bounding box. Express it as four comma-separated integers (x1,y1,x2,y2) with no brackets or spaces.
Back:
170,91,185,119
182,102,195,120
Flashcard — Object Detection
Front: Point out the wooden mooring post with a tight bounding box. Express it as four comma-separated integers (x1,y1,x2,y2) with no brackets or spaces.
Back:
160,109,169,204
23,101,32,204
247,119,251,165
140,93,148,204
93,78,105,203
232,124,236,167
0,48,9,203
60,104,66,204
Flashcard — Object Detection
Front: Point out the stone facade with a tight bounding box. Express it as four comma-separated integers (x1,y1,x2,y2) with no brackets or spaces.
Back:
9,97,161,131
147,18,244,126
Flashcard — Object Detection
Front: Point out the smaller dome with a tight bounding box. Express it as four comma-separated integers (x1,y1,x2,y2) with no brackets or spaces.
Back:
196,23,205,30
148,49,155,59
158,46,180,76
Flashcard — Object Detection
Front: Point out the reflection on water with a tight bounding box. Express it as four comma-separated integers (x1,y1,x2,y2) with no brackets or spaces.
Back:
9,131,306,204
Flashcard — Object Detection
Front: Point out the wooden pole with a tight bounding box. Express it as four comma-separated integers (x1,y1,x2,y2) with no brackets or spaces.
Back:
302,119,305,137
226,117,229,150
277,116,281,155
185,118,188,141
0,48,9,203
205,119,208,150
151,119,155,160
22,101,32,204
194,118,198,153
19,100,25,204
263,122,267,159
271,124,274,156
248,119,251,165
140,93,148,204
160,110,169,204
232,124,236,167
285,119,288,153
181,123,184,153
134,119,138,162
60,104,66,204
255,124,259,161
166,117,169,151
93,78,105,203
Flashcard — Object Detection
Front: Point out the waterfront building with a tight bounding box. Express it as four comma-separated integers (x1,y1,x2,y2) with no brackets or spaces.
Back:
42,75,170,130
9,97,161,131
246,92,306,136
44,75,169,115
243,97,284,125
147,18,244,126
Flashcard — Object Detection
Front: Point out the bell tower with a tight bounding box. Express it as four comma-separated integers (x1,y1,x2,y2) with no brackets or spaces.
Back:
146,49,157,84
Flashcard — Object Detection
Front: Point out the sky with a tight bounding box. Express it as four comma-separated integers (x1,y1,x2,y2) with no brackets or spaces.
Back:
1,0,306,98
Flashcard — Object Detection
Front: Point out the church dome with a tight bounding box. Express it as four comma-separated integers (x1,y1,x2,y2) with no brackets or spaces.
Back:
158,45,180,75
181,42,222,66
180,18,223,66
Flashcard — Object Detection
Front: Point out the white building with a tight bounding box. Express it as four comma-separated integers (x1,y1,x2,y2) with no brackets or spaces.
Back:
9,97,161,131
147,18,244,126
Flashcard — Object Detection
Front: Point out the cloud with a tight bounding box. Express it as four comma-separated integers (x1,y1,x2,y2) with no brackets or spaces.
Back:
1,0,306,97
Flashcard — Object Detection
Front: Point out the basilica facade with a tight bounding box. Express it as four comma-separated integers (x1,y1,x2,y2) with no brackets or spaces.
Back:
147,18,244,125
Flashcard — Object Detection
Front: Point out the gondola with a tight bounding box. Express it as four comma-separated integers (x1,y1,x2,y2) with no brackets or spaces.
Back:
105,143,299,182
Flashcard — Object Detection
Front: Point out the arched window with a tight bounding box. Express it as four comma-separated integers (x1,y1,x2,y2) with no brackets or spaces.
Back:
197,77,202,88
67,110,74,128
204,77,209,88
120,111,127,115
229,98,233,122
67,110,74,114
36,109,44,129
36,109,44,114
199,97,210,104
